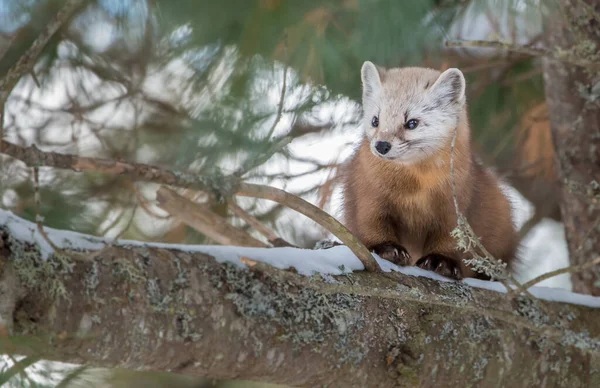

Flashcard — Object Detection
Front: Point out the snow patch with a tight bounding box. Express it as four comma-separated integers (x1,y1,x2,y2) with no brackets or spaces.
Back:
513,219,572,291
0,210,106,259
1,208,599,308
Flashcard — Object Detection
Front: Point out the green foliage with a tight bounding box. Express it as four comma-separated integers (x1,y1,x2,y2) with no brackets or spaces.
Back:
0,0,548,244
153,0,451,99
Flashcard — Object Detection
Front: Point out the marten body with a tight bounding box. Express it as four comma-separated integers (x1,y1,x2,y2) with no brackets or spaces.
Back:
342,63,518,280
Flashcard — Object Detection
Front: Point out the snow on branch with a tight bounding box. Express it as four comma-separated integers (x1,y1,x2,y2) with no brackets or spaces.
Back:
2,208,600,308
3,209,600,386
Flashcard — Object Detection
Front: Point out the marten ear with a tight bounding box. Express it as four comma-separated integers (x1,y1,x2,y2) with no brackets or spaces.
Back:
361,61,385,106
430,68,466,107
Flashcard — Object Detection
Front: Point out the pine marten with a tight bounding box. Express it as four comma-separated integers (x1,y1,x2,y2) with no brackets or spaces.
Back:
342,62,518,280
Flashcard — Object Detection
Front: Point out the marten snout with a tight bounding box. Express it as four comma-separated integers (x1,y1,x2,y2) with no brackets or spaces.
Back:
375,141,392,155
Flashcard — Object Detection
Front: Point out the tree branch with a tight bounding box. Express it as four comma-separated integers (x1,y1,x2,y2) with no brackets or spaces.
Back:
235,183,380,272
0,0,87,99
1,212,600,386
227,200,295,247
156,187,267,248
0,139,381,272
445,39,600,69
510,256,600,296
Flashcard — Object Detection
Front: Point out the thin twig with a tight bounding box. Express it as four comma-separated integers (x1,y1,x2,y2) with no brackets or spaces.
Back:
445,39,600,69
97,208,126,237
266,44,288,140
0,0,87,100
510,256,600,297
446,39,548,57
0,139,381,272
501,68,543,86
88,205,139,260
228,200,295,247
0,33,16,63
449,127,461,216
130,182,171,220
518,210,543,240
115,205,138,241
0,103,4,159
1,140,221,192
0,0,86,158
33,166,62,253
156,187,268,248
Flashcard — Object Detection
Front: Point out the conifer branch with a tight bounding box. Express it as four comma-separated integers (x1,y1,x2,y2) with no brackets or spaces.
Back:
0,139,381,272
0,0,88,99
445,39,600,69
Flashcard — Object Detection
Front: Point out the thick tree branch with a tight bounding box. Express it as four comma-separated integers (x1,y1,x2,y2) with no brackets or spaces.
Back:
0,139,381,272
1,214,600,387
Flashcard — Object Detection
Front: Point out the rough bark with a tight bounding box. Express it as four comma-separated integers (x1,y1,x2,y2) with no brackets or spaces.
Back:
542,1,600,295
1,215,600,387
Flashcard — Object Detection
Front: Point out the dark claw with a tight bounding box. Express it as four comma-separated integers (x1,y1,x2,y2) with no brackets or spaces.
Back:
416,254,463,280
370,243,411,266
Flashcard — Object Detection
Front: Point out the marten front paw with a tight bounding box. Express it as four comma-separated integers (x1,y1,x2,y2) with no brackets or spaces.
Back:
416,254,463,280
370,243,411,266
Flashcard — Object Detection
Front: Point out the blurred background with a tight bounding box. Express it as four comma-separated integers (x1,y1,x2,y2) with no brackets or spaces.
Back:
0,0,570,385
0,0,569,282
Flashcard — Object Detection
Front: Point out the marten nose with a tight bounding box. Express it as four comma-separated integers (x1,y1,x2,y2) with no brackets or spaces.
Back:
375,141,391,155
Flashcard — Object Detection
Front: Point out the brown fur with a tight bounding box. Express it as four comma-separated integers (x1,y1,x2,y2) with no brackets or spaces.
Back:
342,110,519,279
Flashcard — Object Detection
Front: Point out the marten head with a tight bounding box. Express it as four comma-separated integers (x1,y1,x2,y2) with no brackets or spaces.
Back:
360,62,466,164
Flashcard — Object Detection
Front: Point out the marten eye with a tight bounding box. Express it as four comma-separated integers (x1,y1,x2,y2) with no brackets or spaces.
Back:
404,119,419,130
371,116,379,127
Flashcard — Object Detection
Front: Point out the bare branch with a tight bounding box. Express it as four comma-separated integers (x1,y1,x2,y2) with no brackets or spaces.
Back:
518,210,543,240
0,140,381,272
1,140,218,191
511,256,600,297
0,0,88,99
266,44,288,140
235,183,381,272
0,33,16,63
288,121,332,137
156,187,267,248
33,166,62,253
228,200,295,247
445,39,600,68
